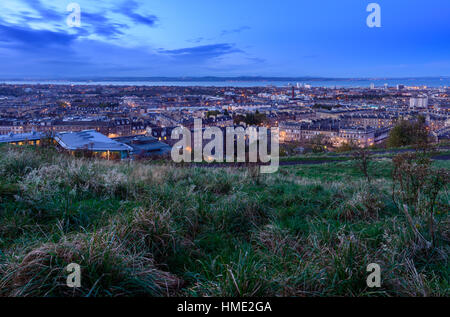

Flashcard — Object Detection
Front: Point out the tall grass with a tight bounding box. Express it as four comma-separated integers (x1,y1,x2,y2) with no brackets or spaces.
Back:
0,145,448,297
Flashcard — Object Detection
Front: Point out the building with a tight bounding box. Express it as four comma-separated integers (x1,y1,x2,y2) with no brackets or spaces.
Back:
279,121,339,143
410,96,429,109
0,131,45,145
0,120,26,135
54,130,132,160
279,120,390,147
432,126,450,142
203,115,234,128
315,109,361,120
340,113,397,129
114,135,171,158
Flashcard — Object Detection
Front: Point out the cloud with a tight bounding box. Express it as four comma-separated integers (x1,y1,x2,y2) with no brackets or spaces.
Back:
159,43,242,59
116,0,158,27
186,26,251,44
0,35,163,78
20,0,63,22
0,22,239,78
0,23,77,49
78,12,128,39
220,26,251,37
16,0,140,40
0,2,264,78
0,9,253,79
187,37,205,44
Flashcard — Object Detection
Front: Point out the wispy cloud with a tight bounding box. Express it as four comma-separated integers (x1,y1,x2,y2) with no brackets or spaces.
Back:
159,43,243,63
20,0,63,22
14,0,157,40
187,37,205,44
15,0,126,39
186,26,251,45
220,26,251,36
115,0,158,27
0,16,254,79
0,23,77,49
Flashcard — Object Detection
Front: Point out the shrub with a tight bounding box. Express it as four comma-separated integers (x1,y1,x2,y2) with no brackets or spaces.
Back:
392,153,449,247
336,141,358,153
353,148,373,184
0,147,43,179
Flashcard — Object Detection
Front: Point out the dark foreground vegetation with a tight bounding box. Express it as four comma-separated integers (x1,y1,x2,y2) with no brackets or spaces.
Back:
0,145,448,297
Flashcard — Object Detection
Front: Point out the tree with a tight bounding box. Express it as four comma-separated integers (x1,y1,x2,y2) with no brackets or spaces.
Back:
308,134,329,153
387,117,429,148
206,110,221,118
336,140,358,153
233,112,267,126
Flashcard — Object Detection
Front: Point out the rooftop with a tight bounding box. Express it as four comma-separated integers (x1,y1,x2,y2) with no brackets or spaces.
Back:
54,130,132,152
114,135,171,156
0,131,45,143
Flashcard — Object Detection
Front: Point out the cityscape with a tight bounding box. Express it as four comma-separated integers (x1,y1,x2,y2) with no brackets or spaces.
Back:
0,0,449,305
1,82,449,158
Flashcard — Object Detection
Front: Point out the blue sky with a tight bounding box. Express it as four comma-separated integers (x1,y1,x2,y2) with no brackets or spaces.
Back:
0,0,449,78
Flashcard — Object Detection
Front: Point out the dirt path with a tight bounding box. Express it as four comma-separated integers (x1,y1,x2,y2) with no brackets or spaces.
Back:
189,152,450,168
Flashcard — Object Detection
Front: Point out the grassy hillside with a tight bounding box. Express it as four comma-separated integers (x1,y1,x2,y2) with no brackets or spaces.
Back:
0,145,448,297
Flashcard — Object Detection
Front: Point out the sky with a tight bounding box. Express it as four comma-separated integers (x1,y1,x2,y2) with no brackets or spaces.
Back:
0,0,449,79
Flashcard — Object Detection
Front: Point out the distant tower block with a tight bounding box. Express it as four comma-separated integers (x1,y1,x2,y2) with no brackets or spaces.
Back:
409,96,429,109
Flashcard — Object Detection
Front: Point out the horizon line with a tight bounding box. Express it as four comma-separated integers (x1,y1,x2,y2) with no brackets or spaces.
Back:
1,75,449,82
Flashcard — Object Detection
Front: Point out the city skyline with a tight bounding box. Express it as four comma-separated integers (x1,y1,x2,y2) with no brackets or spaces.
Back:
0,0,449,79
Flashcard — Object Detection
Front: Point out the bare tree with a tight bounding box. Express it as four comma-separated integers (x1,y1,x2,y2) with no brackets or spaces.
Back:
353,148,372,184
